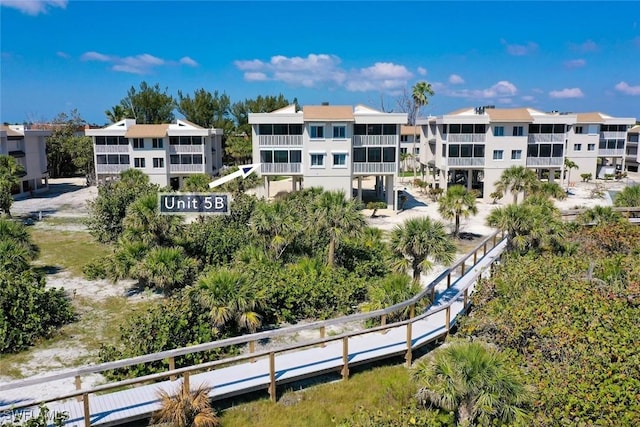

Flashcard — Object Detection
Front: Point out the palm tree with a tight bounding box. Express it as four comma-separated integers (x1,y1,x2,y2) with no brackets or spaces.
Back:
437,185,478,238
250,200,300,260
105,105,131,123
195,269,264,333
123,194,183,247
182,174,212,192
563,157,578,188
411,81,434,179
311,190,365,267
494,166,539,204
390,217,456,282
133,247,198,294
150,381,219,427
532,181,566,200
363,274,422,323
0,155,25,217
0,219,38,259
412,340,530,426
614,184,640,207
577,206,623,226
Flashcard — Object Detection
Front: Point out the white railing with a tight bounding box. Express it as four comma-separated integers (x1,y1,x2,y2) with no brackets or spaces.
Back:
448,157,485,167
526,157,563,166
94,145,130,153
169,164,205,173
598,148,625,156
353,162,396,174
169,145,203,153
352,135,397,146
600,131,627,139
527,134,565,143
260,163,302,174
258,135,303,146
447,134,486,143
96,164,130,174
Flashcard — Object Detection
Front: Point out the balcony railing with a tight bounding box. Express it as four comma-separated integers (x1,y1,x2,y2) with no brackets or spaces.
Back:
600,131,627,140
257,135,303,146
447,134,486,143
96,164,130,174
260,163,302,174
169,164,205,173
526,157,563,167
352,135,397,146
527,134,565,143
353,162,396,174
625,149,638,159
169,145,203,153
447,157,485,167
95,145,130,153
598,148,625,156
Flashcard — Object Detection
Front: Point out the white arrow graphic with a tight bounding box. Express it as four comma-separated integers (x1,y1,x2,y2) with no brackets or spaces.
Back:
208,163,261,189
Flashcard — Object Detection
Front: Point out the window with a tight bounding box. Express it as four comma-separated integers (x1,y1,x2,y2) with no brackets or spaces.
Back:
310,153,325,167
153,158,164,168
119,155,129,164
95,136,106,145
473,145,485,157
170,137,179,145
152,138,163,149
290,150,302,163
552,144,563,157
170,154,180,164
474,124,486,133
511,150,522,160
512,126,523,136
333,153,347,167
400,147,408,154
118,137,128,145
260,151,273,163
493,150,504,160
413,147,420,155
574,143,582,151
367,124,382,135
448,145,460,157
400,135,408,142
460,144,472,158
134,158,145,168
368,147,382,163
310,125,324,138
575,126,584,134
333,125,346,139
133,138,144,149
353,148,366,162
274,150,288,163
539,144,552,157
494,126,504,137
382,147,396,162
193,154,203,164
382,124,396,135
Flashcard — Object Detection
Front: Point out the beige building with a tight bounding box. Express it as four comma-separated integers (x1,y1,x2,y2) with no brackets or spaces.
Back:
85,119,223,189
0,125,50,196
249,104,407,207
418,107,636,201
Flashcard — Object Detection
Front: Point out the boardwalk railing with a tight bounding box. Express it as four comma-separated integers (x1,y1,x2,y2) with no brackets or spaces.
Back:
1,230,508,426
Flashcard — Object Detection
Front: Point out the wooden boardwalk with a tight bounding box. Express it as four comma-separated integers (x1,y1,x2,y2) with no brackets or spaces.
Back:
0,239,506,427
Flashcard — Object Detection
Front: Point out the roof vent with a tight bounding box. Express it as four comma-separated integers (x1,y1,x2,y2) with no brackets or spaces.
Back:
474,106,486,115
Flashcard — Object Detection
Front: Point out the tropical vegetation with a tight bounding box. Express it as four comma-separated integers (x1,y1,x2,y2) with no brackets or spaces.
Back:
150,381,219,427
494,166,538,204
0,154,24,217
437,185,478,237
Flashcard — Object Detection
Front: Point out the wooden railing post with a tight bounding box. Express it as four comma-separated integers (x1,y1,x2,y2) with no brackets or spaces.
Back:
249,341,256,362
493,233,497,247
183,371,190,392
169,357,176,381
409,304,415,319
405,321,413,367
430,287,436,303
341,337,349,380
473,249,477,265
483,242,487,256
75,375,82,402
445,306,451,333
380,314,388,334
447,272,451,288
268,352,276,402
320,326,326,348
463,288,469,311
461,262,466,276
82,393,90,427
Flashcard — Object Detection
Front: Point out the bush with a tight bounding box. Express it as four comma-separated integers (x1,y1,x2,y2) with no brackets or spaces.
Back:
580,173,592,182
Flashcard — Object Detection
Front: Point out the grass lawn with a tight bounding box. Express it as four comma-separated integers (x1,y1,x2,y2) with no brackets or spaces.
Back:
29,229,111,277
220,364,416,427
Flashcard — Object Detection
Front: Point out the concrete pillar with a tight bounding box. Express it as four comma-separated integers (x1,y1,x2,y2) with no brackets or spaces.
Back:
357,177,363,201
549,170,555,183
467,170,473,191
385,175,393,208
292,176,296,192
264,176,270,198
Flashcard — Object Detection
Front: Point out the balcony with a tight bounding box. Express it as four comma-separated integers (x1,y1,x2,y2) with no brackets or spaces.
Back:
169,164,205,173
257,135,303,146
600,131,627,139
95,145,130,153
447,134,486,143
526,157,563,167
447,157,485,167
352,135,397,146
527,134,565,143
598,148,625,157
96,164,130,174
169,145,203,153
353,162,396,174
261,163,302,174
625,148,638,159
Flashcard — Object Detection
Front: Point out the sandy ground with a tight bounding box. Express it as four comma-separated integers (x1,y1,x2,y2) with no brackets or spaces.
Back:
2,173,637,402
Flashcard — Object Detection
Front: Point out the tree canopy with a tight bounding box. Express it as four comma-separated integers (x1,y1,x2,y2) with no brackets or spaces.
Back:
0,154,24,217
118,81,175,124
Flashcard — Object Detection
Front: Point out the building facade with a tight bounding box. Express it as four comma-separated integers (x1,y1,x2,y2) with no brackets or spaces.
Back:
625,125,639,173
249,104,407,207
85,119,223,189
399,125,421,173
418,107,636,201
0,125,50,196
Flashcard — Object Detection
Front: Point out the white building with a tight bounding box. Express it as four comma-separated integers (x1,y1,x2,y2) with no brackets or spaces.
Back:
625,124,639,173
0,125,50,196
85,119,223,189
249,104,407,207
399,125,421,173
418,107,636,201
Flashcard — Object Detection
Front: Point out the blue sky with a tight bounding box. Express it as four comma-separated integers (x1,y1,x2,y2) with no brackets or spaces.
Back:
1,1,639,125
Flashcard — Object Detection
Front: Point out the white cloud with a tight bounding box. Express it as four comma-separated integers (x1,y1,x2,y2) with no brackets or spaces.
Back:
234,53,414,94
447,80,518,99
549,88,584,99
179,56,198,67
497,98,513,104
569,40,599,53
564,59,586,69
0,0,66,15
501,39,538,56
521,95,535,102
448,74,465,85
417,67,428,76
614,81,640,95
56,51,70,59
81,51,193,74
